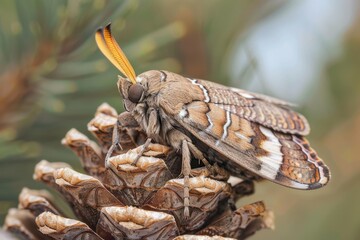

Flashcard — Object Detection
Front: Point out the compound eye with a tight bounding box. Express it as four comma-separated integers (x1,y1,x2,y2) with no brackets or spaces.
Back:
128,84,144,103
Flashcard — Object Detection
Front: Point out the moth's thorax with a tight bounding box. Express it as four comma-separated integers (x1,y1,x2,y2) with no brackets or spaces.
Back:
136,70,164,95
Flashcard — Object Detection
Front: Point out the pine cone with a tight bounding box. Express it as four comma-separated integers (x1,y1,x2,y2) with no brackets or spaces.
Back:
3,103,274,240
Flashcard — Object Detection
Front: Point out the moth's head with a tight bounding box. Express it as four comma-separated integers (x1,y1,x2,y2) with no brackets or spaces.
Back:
117,70,164,111
117,75,145,111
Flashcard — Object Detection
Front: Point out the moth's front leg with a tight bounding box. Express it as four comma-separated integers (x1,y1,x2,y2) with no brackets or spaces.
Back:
131,138,152,166
105,112,144,166
145,107,161,140
131,107,161,165
105,118,122,166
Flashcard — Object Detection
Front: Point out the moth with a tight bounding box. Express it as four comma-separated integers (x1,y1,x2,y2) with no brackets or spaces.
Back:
95,24,330,216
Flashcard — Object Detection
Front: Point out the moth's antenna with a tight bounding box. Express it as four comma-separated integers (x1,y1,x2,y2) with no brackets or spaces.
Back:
95,23,137,84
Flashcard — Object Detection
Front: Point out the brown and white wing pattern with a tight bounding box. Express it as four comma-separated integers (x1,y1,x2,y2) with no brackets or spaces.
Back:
172,78,330,189
194,79,310,135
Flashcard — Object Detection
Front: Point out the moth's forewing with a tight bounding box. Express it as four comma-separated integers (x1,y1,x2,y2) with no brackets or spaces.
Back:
178,114,329,189
192,79,310,135
156,72,329,189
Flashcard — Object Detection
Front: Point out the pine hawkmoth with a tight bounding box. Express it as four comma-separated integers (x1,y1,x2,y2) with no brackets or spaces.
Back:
95,24,330,215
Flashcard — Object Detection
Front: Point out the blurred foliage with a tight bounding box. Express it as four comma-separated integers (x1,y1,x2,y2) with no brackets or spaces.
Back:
0,0,359,239
0,0,190,224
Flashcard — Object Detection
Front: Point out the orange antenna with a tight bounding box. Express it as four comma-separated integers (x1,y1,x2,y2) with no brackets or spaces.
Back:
95,23,137,84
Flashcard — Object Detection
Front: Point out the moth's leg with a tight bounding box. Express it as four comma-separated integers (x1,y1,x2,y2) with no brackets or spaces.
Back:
182,139,191,219
129,107,159,166
116,111,144,147
105,120,123,166
187,142,229,181
166,129,193,218
145,108,160,139
131,138,152,166
187,143,213,173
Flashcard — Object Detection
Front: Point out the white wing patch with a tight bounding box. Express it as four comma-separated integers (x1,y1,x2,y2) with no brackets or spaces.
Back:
261,138,282,155
258,126,283,180
179,109,188,119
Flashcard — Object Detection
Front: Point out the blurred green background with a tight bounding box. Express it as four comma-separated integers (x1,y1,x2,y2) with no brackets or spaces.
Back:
0,0,359,239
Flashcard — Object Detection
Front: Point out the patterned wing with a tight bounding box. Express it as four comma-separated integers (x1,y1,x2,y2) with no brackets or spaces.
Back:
174,101,330,189
193,78,310,136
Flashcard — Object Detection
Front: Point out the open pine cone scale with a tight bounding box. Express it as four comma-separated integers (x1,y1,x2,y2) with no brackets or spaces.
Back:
3,103,274,240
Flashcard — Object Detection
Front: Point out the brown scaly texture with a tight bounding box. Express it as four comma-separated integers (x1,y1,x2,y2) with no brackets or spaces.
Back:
2,103,274,240
116,69,330,190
